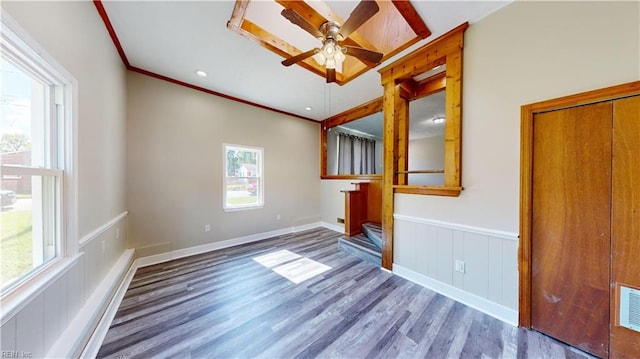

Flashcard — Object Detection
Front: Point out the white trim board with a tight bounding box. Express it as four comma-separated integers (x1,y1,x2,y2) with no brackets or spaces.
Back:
393,214,519,241
79,211,128,248
393,264,518,326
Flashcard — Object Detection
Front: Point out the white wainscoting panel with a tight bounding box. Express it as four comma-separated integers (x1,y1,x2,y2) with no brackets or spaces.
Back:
0,213,129,359
393,214,519,325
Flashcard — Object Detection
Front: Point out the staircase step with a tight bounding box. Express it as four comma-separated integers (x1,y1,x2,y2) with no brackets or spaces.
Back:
339,234,381,266
362,222,382,250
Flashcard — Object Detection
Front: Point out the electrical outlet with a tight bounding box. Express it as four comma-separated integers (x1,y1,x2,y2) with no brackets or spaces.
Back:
277,214,281,220
204,224,211,232
101,240,106,254
455,260,465,273
116,227,120,240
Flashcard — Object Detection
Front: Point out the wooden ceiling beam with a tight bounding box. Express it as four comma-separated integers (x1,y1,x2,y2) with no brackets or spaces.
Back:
391,0,431,39
228,0,249,28
412,71,446,100
228,0,431,85
379,22,468,85
227,19,326,79
322,96,383,129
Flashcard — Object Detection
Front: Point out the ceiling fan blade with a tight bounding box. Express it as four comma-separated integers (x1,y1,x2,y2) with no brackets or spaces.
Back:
281,9,323,39
326,68,336,83
343,46,383,64
340,0,380,39
282,48,319,67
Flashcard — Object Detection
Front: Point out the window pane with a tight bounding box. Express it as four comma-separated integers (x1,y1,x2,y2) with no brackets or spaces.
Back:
224,145,263,209
1,174,58,291
1,57,48,168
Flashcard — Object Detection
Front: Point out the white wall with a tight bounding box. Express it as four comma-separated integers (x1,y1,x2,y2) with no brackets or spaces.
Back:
0,1,128,357
126,72,322,257
393,0,639,321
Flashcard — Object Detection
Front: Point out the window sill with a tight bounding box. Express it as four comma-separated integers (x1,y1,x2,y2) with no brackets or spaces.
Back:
223,204,264,212
1,253,83,325
394,185,462,197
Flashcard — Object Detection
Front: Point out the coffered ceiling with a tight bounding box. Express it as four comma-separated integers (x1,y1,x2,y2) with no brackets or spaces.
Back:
98,1,511,121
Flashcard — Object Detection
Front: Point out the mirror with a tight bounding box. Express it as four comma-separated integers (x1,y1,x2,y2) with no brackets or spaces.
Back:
407,90,446,185
326,111,383,176
321,84,446,181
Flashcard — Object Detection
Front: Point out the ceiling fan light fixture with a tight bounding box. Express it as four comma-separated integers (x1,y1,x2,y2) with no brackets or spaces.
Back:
323,42,334,56
325,58,336,69
313,51,326,66
314,40,345,70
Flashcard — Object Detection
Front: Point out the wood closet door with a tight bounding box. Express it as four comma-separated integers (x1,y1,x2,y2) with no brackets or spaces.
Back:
611,95,640,358
531,102,612,358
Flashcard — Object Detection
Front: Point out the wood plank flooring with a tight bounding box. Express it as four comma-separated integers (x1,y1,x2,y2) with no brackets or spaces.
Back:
97,228,594,359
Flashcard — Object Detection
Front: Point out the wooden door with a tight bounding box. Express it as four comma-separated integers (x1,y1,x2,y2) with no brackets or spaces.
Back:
531,102,612,358
611,95,640,358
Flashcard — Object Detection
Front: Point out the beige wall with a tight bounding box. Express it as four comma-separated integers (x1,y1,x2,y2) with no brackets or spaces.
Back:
1,1,128,357
126,72,321,256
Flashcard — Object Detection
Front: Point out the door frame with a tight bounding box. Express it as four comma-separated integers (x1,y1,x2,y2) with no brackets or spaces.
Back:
519,80,640,327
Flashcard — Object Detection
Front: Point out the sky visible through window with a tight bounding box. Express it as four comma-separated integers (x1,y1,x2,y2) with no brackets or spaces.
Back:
1,58,32,141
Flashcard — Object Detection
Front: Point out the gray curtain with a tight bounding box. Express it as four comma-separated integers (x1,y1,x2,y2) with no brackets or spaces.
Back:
337,133,376,175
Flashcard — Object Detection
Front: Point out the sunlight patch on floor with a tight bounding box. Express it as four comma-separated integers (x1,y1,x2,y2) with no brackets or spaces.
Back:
253,249,331,284
253,249,301,268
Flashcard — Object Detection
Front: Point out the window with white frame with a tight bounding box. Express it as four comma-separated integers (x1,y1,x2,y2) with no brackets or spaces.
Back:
1,17,74,295
223,144,263,210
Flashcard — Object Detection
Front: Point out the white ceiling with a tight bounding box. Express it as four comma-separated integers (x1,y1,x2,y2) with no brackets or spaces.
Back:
100,1,511,121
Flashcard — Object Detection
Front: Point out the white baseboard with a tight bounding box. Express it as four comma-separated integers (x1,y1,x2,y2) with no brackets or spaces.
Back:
320,221,343,233
293,221,324,232
47,249,135,358
135,223,326,268
393,264,518,326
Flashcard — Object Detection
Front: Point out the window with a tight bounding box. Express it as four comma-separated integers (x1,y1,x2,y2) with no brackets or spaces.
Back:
223,144,263,210
1,17,74,295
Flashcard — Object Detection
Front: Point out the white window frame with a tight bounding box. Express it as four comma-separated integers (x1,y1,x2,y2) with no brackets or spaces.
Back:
1,13,78,320
223,143,264,211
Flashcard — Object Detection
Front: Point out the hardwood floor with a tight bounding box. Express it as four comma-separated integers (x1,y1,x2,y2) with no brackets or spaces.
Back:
97,228,594,359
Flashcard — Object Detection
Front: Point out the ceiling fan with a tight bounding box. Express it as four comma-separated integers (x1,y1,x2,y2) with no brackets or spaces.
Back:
280,1,384,83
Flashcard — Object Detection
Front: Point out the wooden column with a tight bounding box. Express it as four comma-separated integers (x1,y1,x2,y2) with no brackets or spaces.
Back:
444,50,462,187
381,82,400,269
377,23,468,270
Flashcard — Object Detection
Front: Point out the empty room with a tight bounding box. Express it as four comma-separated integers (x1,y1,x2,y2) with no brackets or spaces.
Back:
1,1,639,358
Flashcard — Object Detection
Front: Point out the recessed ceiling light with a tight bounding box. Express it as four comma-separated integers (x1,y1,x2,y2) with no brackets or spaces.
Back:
305,107,312,111
432,117,445,124
196,70,208,77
